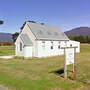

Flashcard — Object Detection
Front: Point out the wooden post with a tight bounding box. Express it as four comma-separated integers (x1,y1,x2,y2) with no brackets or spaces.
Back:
73,63,74,72
64,48,67,79
73,48,75,72
61,47,77,80
73,48,76,80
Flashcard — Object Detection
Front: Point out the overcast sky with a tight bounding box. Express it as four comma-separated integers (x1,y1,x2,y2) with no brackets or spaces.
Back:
0,0,90,33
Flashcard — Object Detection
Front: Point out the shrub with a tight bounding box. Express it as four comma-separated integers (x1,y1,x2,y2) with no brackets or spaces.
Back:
0,42,14,46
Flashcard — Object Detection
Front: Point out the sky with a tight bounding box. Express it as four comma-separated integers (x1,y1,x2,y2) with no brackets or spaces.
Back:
0,0,90,33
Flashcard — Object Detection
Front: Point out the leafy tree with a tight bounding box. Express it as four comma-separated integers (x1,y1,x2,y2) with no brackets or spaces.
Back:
0,20,3,24
20,20,36,30
27,20,36,23
12,32,19,42
68,35,90,43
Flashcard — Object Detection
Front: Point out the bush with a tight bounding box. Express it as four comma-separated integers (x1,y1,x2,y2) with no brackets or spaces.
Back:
0,42,14,46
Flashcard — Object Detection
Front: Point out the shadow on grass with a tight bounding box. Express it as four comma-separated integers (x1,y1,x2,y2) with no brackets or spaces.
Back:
50,68,76,80
50,68,64,78
50,68,90,85
55,68,64,75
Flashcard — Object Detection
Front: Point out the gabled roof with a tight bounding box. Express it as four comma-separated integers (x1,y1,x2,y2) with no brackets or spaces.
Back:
20,34,33,45
27,22,69,41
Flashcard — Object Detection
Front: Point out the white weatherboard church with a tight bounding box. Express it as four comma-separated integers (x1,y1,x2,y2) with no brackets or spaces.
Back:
15,21,80,58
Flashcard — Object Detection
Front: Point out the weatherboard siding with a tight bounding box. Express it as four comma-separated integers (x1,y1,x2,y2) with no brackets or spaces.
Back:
20,22,38,57
24,46,33,58
67,40,80,53
15,22,80,58
37,40,67,57
15,36,24,56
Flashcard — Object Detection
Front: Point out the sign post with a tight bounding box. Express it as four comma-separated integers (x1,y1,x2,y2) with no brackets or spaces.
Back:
64,48,67,79
61,47,77,80
74,48,76,80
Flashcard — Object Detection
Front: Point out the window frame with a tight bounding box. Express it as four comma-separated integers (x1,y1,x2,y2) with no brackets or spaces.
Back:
58,45,60,49
70,44,72,47
51,46,53,49
20,42,22,51
51,41,53,49
42,41,45,49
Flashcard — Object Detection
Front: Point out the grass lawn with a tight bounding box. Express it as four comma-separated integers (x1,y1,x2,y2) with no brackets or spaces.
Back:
0,45,15,56
0,44,90,90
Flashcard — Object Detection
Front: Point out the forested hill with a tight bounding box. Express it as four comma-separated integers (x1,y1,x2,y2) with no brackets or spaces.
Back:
0,33,13,42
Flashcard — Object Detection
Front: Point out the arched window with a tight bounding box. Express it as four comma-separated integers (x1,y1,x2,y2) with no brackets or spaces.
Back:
20,42,22,51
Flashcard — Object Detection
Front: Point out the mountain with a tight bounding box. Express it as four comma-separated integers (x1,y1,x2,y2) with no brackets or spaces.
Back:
0,33,13,42
65,27,90,36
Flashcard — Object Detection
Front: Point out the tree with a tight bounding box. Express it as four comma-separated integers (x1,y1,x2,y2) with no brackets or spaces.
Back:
12,32,19,42
68,35,90,43
20,22,26,30
20,20,36,30
0,20,3,24
27,20,36,23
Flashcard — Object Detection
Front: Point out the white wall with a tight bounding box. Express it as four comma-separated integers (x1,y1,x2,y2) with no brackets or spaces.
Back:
15,22,38,57
24,46,33,58
15,38,80,58
15,22,80,58
15,37,24,56
36,40,80,58
37,40,67,57
67,40,80,53
19,22,38,57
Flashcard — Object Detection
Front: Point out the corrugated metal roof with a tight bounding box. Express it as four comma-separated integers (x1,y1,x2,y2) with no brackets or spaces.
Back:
27,22,69,41
20,34,33,45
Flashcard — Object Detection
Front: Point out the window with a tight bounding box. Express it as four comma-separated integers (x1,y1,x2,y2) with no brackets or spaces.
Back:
70,44,72,47
59,41,60,44
65,41,67,43
51,41,53,44
65,41,67,47
51,46,53,49
42,41,45,43
20,42,22,51
51,41,53,49
42,41,45,49
58,45,60,49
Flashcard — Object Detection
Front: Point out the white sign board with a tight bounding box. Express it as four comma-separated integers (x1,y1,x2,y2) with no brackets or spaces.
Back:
65,48,74,65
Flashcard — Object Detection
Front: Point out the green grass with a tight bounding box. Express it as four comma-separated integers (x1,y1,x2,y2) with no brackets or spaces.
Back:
0,44,90,90
0,45,15,56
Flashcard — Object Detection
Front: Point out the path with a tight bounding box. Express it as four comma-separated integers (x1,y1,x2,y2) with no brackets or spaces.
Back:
0,56,14,59
0,85,9,90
